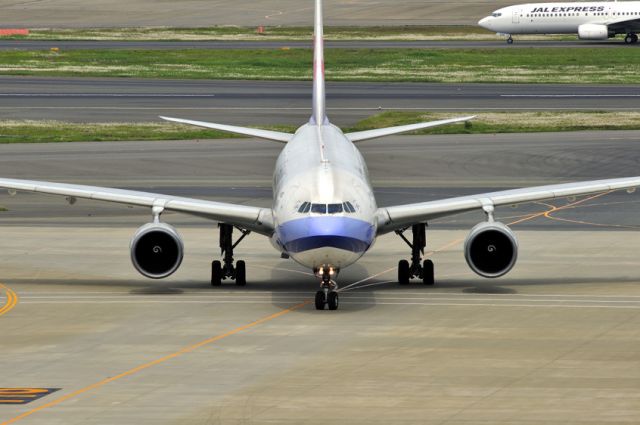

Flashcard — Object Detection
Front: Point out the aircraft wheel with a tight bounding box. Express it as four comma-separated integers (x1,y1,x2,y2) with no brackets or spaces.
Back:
625,34,634,44
633,34,639,43
398,260,410,284
327,291,339,311
507,37,514,44
211,260,222,286
235,260,246,286
423,259,435,285
315,291,326,310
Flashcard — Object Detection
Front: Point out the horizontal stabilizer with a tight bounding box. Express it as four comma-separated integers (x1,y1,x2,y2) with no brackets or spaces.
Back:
345,115,476,143
160,116,293,143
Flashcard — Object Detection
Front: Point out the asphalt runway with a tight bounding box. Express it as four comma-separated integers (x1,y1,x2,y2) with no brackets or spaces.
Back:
2,77,640,125
0,0,539,27
0,39,629,50
1,132,640,424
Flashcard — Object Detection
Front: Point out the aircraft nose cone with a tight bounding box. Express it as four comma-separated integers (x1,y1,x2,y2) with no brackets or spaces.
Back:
478,16,492,29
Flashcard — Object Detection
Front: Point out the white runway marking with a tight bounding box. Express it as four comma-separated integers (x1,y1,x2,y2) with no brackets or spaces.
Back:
0,93,217,97
501,94,640,98
3,106,640,111
14,290,640,308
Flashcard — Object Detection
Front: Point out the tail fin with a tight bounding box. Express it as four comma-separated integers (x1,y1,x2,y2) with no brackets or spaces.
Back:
311,0,328,125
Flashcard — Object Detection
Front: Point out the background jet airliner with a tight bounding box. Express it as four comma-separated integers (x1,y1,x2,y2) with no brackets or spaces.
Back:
2,0,640,310
479,1,640,43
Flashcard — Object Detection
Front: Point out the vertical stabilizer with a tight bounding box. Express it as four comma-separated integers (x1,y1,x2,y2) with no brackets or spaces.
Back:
311,0,328,125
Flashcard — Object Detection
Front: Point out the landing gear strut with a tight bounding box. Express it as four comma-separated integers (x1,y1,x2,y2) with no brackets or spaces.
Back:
315,266,339,310
625,33,638,44
395,223,434,285
211,223,250,286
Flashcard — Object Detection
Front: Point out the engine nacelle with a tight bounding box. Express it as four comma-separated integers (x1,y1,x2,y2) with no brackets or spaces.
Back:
464,221,518,278
578,24,609,40
130,222,184,279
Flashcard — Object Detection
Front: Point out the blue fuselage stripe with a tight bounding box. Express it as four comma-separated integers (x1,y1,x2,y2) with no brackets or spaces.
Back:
277,216,375,254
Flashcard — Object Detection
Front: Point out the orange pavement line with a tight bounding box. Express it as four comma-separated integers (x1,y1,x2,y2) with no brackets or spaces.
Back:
0,283,18,317
0,300,309,425
425,191,614,257
509,191,611,226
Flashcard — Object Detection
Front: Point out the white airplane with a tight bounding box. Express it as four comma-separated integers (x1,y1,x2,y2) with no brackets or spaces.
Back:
2,0,640,311
478,1,640,43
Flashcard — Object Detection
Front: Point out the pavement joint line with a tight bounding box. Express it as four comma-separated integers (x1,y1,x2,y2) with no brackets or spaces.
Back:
0,299,310,425
0,283,18,317
339,267,396,292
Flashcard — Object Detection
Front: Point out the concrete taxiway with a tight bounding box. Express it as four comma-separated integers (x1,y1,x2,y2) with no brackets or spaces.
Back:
1,132,640,424
0,0,553,27
2,77,640,125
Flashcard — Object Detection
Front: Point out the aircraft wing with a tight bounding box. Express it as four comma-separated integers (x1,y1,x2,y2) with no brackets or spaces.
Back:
0,178,274,235
604,17,640,31
375,177,640,234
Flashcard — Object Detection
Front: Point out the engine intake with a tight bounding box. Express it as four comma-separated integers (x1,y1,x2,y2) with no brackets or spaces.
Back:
578,24,609,40
130,222,184,279
464,221,518,278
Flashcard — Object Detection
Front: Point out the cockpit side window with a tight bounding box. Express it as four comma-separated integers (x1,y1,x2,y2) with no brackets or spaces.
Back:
344,201,356,213
298,202,311,213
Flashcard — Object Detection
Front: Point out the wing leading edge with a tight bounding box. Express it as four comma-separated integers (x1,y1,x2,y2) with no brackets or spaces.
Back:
376,177,640,234
0,178,274,235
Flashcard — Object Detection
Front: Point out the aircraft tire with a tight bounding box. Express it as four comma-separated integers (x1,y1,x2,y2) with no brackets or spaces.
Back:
315,291,326,310
235,260,246,286
327,292,339,310
423,259,435,285
398,260,410,284
211,260,222,286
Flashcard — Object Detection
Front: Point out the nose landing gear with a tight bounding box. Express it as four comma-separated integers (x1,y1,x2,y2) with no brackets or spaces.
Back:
395,223,435,285
315,266,339,310
211,223,250,286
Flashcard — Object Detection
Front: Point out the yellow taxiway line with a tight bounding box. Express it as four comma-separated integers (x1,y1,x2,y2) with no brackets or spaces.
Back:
0,283,18,318
0,300,309,425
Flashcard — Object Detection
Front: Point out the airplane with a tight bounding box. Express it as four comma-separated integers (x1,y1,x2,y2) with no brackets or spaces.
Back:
478,1,640,44
3,0,640,311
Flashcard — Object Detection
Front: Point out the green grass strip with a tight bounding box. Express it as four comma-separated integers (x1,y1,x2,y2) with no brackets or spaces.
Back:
3,112,640,143
0,48,639,83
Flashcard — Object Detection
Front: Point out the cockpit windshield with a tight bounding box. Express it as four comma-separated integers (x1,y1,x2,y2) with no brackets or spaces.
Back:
310,203,327,214
491,12,502,17
298,201,358,214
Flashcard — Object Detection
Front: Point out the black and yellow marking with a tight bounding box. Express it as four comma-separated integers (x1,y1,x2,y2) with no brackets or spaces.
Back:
0,389,60,405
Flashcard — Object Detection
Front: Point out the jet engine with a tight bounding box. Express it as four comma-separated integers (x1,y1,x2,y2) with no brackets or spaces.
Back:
578,24,609,40
130,222,184,279
464,221,518,278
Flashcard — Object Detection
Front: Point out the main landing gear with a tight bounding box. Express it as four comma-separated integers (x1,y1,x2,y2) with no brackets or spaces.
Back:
315,266,339,310
211,223,251,286
395,223,435,285
625,33,638,44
